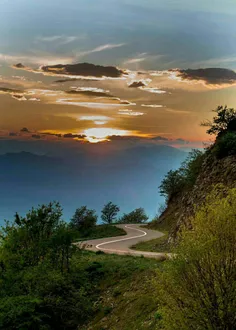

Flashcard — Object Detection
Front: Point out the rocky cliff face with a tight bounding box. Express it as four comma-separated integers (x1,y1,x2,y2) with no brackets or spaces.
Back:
159,153,236,242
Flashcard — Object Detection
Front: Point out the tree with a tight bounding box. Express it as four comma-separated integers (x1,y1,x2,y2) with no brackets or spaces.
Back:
0,202,64,268
70,206,97,233
213,131,236,159
159,149,205,201
155,185,236,329
181,149,204,186
159,169,185,201
201,105,236,136
119,208,148,224
101,202,120,224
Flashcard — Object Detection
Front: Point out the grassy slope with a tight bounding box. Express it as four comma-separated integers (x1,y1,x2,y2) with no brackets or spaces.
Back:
75,224,126,241
131,223,171,253
131,231,170,253
77,251,162,330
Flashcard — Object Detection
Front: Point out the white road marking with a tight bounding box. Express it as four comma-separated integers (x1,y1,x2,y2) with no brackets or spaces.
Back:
95,225,147,252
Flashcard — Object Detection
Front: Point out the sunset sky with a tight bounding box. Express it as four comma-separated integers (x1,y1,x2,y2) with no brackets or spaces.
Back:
1,0,236,220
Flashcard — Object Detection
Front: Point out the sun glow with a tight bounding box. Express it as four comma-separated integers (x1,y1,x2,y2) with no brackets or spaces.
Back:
83,127,128,143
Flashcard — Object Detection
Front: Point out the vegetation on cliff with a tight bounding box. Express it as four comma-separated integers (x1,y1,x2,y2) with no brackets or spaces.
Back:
154,106,236,236
156,186,236,329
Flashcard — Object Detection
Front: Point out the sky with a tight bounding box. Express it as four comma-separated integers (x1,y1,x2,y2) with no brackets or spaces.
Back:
0,0,236,221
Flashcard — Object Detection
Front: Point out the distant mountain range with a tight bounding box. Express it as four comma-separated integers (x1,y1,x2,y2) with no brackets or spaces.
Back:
0,146,186,223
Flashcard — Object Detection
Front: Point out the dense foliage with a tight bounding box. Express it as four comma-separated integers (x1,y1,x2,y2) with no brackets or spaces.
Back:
0,203,95,329
119,208,149,224
159,149,205,200
212,131,236,159
101,202,120,224
201,105,236,136
156,185,236,330
0,202,160,329
70,206,97,235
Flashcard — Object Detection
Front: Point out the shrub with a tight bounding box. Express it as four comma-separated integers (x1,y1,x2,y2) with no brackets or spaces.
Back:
159,169,185,200
212,131,236,159
101,202,120,224
159,149,205,200
155,185,236,330
201,105,236,136
181,149,205,186
119,208,148,224
70,206,97,234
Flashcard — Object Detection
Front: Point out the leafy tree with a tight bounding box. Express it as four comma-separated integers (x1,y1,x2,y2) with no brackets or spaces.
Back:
159,169,185,201
159,149,205,200
0,203,93,329
70,206,97,233
119,208,148,223
181,149,204,186
0,202,64,269
50,223,75,272
212,131,236,159
101,202,120,224
156,185,236,329
201,105,236,136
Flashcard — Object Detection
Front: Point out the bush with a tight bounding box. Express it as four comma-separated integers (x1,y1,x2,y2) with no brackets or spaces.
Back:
101,202,120,224
159,149,205,200
181,149,205,186
159,169,185,200
0,203,95,329
119,208,149,224
201,105,236,136
155,185,236,330
212,131,236,159
70,206,97,234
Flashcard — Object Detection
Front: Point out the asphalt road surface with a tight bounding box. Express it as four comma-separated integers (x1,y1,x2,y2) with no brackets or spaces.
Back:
76,224,168,260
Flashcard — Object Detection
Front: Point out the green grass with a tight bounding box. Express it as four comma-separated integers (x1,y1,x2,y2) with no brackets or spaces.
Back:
75,224,126,241
76,251,162,330
131,231,170,253
131,225,171,253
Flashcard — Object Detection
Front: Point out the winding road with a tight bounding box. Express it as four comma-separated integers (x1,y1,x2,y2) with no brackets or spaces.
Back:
76,224,168,260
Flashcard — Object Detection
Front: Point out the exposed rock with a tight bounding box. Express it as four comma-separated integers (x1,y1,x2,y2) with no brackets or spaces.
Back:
159,153,236,242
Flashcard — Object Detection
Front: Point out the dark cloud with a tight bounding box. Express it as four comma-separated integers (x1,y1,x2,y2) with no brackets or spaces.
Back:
65,89,113,98
63,133,86,139
40,62,127,78
42,132,62,138
120,100,133,105
12,63,26,69
54,78,100,83
177,68,236,84
32,134,41,139
20,127,30,133
12,94,24,99
151,136,169,141
0,87,23,94
128,81,146,88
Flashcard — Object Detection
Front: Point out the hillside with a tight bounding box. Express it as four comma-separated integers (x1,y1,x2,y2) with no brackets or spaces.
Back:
156,153,236,241
149,106,236,242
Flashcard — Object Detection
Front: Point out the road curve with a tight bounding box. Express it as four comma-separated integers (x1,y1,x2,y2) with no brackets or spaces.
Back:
76,224,168,260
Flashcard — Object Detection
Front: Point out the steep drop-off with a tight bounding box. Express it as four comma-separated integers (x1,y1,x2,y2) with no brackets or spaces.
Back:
152,151,236,242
